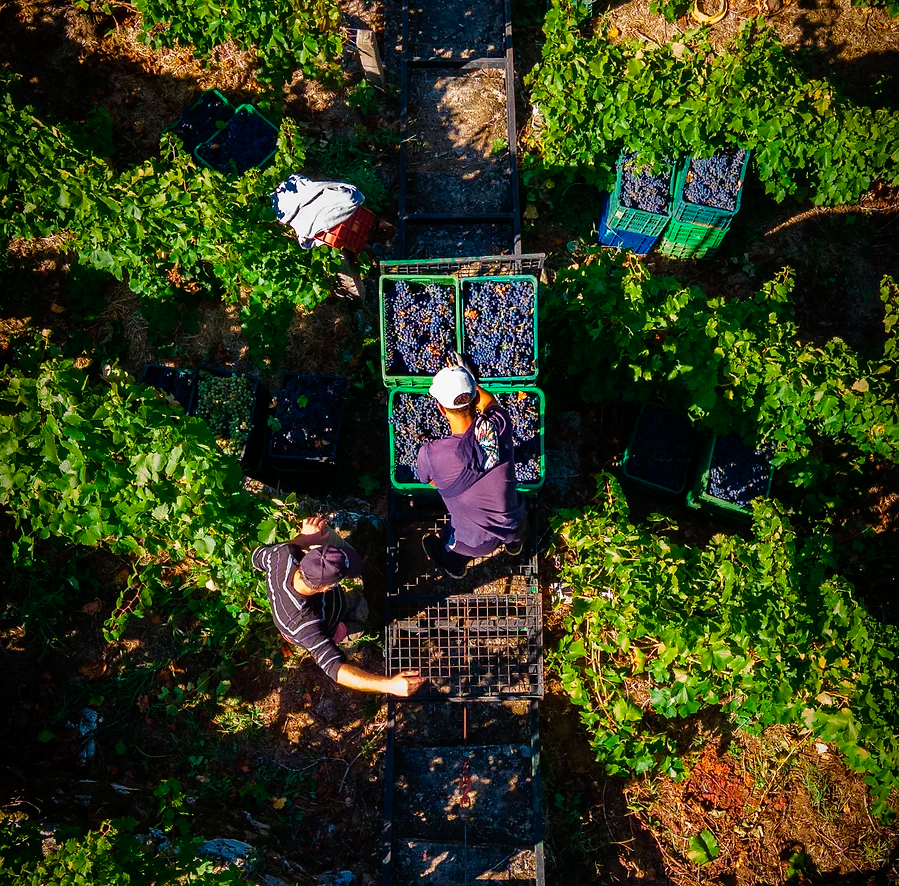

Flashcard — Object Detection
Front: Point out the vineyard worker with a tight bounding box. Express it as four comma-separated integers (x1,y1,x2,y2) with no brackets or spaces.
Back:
418,355,527,579
251,516,423,697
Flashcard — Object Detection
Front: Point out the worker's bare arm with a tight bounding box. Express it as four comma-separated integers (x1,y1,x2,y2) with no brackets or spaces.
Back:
335,664,424,697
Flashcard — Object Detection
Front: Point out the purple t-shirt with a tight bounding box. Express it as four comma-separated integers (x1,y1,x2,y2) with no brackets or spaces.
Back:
417,403,526,554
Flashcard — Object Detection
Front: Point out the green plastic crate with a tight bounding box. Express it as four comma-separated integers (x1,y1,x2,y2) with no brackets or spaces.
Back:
388,386,545,494
163,89,235,153
607,153,676,237
659,219,729,260
620,404,697,496
380,275,461,387
686,433,774,520
460,275,539,384
195,104,279,173
672,149,751,228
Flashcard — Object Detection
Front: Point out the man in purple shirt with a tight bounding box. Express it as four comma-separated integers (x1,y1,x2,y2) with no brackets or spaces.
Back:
417,358,527,578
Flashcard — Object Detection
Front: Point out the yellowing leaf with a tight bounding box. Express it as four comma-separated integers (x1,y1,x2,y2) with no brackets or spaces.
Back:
272,797,287,809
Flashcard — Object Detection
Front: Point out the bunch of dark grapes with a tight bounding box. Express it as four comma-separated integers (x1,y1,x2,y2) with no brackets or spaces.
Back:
272,375,348,459
683,148,747,211
196,108,277,174
619,151,673,215
384,280,456,376
196,372,255,457
462,279,535,378
390,393,449,482
625,407,695,491
172,92,234,154
496,392,541,483
706,434,771,509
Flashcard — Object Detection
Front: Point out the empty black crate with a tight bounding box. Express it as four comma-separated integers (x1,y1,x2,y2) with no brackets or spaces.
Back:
269,373,348,467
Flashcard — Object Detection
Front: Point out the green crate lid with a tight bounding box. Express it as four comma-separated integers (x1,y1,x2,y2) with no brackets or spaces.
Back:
387,385,545,494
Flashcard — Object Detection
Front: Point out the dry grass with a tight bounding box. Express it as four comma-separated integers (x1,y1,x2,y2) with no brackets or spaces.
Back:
602,0,899,59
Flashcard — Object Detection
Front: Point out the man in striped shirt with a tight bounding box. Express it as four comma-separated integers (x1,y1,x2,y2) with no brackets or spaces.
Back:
252,515,422,696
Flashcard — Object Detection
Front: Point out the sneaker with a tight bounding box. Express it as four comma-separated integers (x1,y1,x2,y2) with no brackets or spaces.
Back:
503,539,525,557
421,533,468,579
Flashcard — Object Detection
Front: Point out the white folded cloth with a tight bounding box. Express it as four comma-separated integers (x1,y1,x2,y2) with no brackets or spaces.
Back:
270,174,364,248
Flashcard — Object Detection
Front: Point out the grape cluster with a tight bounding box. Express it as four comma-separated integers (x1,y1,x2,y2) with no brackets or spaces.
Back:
619,151,672,215
271,375,348,459
390,391,542,484
196,108,277,174
383,280,456,376
144,365,193,409
496,392,541,483
172,92,234,154
706,434,772,509
389,393,449,483
462,279,535,378
625,407,695,491
195,372,255,457
683,148,747,211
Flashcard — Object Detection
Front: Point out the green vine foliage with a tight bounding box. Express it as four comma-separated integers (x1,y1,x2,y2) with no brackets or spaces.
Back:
0,360,304,643
0,817,244,886
541,250,899,467
0,80,341,366
551,476,899,819
850,0,899,18
526,3,899,204
88,0,343,89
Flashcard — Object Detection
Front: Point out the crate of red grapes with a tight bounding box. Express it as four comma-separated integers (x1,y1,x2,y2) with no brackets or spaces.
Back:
380,275,460,385
387,387,545,493
142,363,194,410
269,373,348,468
687,433,773,519
672,148,751,229
621,404,697,495
188,366,267,471
460,276,538,383
607,151,676,238
195,104,279,174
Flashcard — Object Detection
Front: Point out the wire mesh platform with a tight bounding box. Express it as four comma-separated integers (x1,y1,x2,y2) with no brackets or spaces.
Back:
380,254,544,278
387,494,538,597
386,594,543,700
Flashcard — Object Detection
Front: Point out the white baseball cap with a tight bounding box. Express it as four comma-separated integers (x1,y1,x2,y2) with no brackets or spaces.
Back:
428,366,476,409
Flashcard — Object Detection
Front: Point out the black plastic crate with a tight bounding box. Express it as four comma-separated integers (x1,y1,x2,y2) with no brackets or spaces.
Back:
386,594,543,700
620,404,698,496
386,494,538,596
269,373,348,469
142,363,194,409
188,365,268,471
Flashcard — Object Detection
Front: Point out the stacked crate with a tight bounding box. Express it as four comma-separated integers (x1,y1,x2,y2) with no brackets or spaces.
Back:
599,149,750,260
379,272,545,494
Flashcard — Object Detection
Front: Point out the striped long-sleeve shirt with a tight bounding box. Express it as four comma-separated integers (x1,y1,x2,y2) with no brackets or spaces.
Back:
251,542,346,681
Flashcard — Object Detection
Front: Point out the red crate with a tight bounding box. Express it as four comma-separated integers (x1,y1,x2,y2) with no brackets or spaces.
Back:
317,206,375,253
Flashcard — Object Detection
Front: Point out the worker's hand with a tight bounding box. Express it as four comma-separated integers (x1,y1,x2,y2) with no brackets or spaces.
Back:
448,350,479,382
298,516,330,547
388,671,425,697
